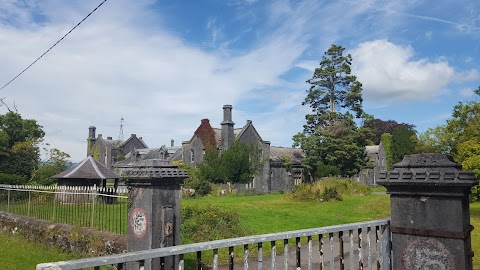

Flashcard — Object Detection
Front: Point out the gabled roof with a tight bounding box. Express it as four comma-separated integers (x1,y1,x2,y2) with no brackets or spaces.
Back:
52,156,120,179
118,134,148,149
236,120,263,141
96,135,122,148
270,146,305,164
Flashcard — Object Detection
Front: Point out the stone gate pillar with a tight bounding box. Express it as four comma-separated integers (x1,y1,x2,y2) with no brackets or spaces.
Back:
123,160,188,270
378,153,478,270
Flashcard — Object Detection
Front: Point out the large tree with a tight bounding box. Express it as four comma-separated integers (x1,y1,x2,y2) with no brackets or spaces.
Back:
417,86,480,175
0,112,45,180
302,44,364,134
294,44,369,178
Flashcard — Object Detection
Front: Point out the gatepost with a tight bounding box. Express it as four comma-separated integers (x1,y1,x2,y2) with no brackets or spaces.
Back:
378,153,478,269
122,160,188,270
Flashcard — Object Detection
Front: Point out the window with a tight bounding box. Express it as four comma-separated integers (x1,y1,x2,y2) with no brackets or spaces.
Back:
190,149,195,162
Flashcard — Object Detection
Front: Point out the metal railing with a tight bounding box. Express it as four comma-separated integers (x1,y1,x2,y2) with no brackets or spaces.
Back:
37,219,391,270
0,184,128,234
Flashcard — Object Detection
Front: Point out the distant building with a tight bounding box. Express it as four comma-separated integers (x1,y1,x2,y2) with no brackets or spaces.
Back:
86,105,307,193
87,126,148,168
358,142,387,185
113,142,182,176
181,105,307,193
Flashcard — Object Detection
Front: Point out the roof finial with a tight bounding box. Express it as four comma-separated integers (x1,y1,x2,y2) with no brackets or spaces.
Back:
118,117,124,141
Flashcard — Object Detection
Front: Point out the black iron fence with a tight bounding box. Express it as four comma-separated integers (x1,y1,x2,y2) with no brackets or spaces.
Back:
0,184,128,234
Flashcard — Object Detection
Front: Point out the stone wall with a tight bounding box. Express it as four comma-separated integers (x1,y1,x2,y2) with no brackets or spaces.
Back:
0,211,126,256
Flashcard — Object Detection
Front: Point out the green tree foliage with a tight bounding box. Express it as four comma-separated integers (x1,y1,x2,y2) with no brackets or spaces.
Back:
417,86,480,178
197,141,263,189
416,125,454,155
381,133,394,170
391,126,418,164
294,44,369,178
364,118,415,145
173,160,213,196
302,44,364,133
0,112,45,180
31,147,71,185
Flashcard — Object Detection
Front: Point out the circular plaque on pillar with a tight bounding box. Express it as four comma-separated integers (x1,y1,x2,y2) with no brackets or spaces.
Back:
130,208,148,238
402,238,454,269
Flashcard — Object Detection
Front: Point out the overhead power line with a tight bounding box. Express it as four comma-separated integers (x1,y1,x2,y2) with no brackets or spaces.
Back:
0,0,110,92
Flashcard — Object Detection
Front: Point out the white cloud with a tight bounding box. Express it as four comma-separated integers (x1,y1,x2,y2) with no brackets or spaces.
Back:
351,39,456,103
0,0,313,161
459,88,475,97
454,69,480,82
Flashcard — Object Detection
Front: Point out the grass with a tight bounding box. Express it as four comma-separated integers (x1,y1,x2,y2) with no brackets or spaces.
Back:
0,193,128,234
0,232,81,270
2,192,479,269
471,202,480,270
183,193,390,235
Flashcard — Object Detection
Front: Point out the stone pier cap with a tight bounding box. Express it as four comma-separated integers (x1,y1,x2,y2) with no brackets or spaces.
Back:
121,159,188,186
378,153,478,195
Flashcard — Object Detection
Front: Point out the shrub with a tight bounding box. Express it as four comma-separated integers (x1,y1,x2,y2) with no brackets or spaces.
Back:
471,184,480,203
286,177,371,202
0,173,26,185
181,205,248,243
183,178,213,197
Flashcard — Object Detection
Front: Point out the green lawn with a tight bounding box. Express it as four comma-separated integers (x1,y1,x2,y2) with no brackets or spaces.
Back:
2,193,479,269
0,232,81,270
183,193,391,235
471,202,480,270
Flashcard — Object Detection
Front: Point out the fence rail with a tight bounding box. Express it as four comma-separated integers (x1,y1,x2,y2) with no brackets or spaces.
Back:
37,219,391,270
0,184,128,234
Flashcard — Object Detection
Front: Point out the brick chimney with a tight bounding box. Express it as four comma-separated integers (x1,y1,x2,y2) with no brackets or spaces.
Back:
220,105,235,151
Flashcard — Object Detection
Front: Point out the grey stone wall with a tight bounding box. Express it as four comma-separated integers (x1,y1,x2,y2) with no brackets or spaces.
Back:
182,136,205,166
0,211,126,256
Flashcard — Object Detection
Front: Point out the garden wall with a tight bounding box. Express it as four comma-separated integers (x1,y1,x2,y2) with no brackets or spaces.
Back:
0,211,126,256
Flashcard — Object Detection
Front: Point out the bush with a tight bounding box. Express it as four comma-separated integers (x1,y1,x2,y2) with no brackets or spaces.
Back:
181,205,248,243
286,177,371,202
0,173,26,185
183,178,213,197
471,184,480,203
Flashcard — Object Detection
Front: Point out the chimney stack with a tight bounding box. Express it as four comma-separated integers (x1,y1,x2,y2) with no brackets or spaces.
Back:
87,126,97,157
220,105,235,151
88,126,96,139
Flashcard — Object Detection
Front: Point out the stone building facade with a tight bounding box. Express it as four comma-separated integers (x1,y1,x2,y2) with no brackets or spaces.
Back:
87,126,148,168
358,141,387,185
181,105,306,193
86,105,306,193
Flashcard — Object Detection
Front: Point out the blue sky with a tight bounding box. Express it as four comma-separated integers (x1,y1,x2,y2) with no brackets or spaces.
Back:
0,0,479,162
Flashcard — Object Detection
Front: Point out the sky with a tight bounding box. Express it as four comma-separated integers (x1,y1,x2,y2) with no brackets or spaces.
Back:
0,0,479,162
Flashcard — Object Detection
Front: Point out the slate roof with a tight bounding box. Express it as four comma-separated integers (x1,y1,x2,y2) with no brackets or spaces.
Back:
52,156,121,179
114,146,182,166
96,135,122,148
270,146,304,164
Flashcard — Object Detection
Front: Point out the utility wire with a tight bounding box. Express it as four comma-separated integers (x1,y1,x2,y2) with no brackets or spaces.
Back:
0,0,109,92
